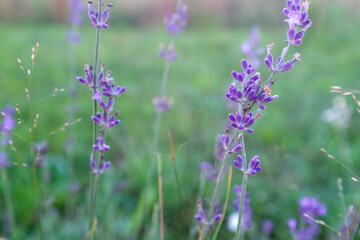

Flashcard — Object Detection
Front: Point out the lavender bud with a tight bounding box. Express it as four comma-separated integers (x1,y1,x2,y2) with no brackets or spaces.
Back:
212,214,222,223
231,144,242,153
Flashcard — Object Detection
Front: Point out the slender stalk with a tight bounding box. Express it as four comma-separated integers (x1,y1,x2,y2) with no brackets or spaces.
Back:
139,37,175,235
157,154,164,240
136,1,186,236
1,168,15,239
88,0,102,233
235,131,248,240
32,165,43,239
27,44,44,240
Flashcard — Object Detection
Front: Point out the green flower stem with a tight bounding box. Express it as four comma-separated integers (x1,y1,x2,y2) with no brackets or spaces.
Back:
88,0,102,235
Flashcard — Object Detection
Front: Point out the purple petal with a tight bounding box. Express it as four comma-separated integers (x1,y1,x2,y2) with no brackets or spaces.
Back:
235,112,242,123
228,113,236,123
241,59,248,70
233,160,242,170
231,145,242,153
212,214,222,223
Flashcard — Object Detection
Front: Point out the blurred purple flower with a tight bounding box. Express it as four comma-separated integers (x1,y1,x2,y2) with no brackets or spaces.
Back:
288,197,326,240
0,152,9,168
164,4,188,35
299,197,326,223
34,141,48,168
198,162,215,180
231,185,252,231
158,43,178,62
241,27,264,69
262,219,274,235
69,0,85,25
152,96,173,113
0,105,16,140
195,200,222,225
0,105,16,168
66,31,82,43
67,0,85,43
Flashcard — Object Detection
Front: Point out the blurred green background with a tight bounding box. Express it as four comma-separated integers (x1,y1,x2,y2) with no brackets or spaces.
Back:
0,0,360,239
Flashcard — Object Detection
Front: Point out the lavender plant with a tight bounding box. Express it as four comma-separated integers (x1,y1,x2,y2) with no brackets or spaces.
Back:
152,2,187,149
288,197,327,240
0,105,16,238
199,0,312,238
76,1,126,237
136,1,188,234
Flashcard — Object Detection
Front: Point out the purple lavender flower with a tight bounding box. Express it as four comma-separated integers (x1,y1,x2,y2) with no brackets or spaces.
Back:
198,162,215,180
264,44,302,73
205,1,312,238
88,1,113,29
67,0,85,43
77,64,126,174
195,200,222,225
233,155,262,175
262,219,274,236
158,43,179,62
283,0,312,46
0,105,15,168
299,197,326,223
241,27,264,69
228,60,278,111
231,186,252,231
69,0,85,25
229,112,255,133
93,137,110,152
164,4,188,35
0,106,16,139
152,96,173,113
76,64,94,88
288,197,326,240
90,154,111,174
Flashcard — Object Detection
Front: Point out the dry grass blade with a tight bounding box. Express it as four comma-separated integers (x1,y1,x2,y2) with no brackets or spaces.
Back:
157,154,164,240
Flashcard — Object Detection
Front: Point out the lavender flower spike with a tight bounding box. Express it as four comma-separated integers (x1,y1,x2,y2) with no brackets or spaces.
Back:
246,155,261,175
88,1,113,29
284,0,312,46
90,154,111,174
288,197,326,240
233,155,261,175
195,199,223,225
164,4,188,35
92,137,110,152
